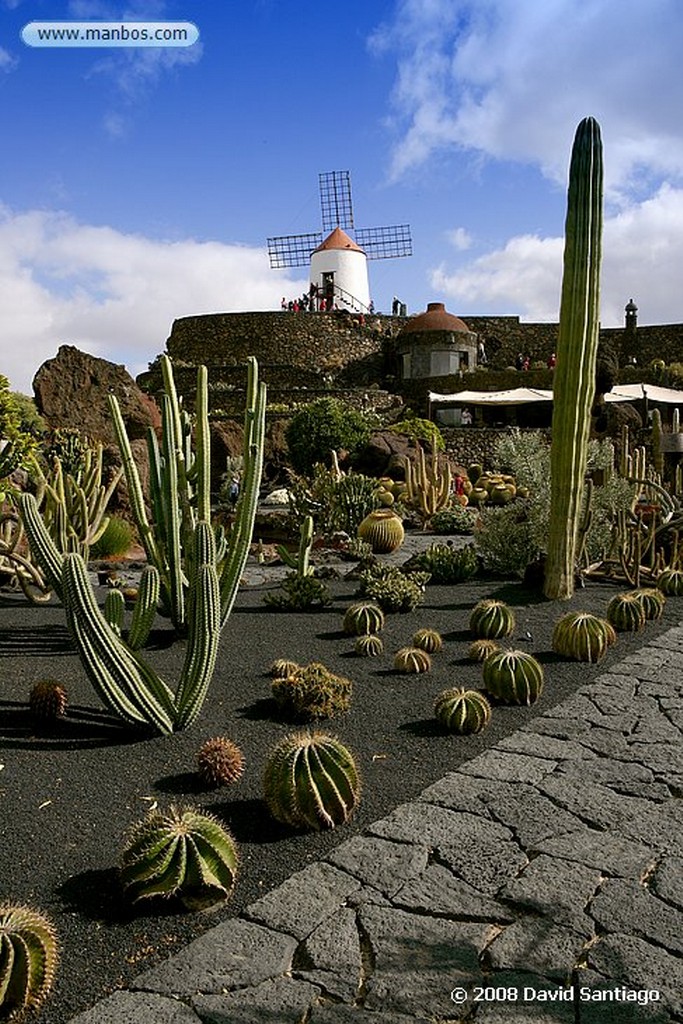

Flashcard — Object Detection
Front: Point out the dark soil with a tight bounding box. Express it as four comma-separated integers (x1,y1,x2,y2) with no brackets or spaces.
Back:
1,558,679,1023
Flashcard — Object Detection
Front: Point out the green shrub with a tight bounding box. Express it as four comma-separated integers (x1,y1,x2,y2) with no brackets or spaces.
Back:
263,573,332,611
388,414,444,452
90,516,135,559
285,398,370,475
0,374,38,478
430,505,478,534
357,564,430,613
407,542,479,584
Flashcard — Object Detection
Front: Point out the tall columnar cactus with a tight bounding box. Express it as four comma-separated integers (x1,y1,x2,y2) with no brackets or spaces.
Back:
276,515,314,576
404,446,452,526
109,355,265,631
0,904,59,1020
120,805,238,908
544,117,604,600
264,731,361,831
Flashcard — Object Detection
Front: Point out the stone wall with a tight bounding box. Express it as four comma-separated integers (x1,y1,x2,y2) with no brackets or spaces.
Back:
441,426,551,469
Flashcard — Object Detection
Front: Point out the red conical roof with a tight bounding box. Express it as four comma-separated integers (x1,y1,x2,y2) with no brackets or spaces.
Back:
313,227,365,255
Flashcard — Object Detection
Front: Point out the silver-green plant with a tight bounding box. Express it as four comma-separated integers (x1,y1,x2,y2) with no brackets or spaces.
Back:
544,117,604,599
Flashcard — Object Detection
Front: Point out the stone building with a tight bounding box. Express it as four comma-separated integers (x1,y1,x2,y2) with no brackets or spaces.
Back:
395,302,478,380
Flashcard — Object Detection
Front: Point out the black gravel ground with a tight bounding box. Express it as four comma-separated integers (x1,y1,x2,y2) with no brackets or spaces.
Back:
1,561,681,1023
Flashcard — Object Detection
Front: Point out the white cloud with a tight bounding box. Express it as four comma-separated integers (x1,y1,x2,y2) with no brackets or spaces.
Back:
374,0,683,194
0,47,18,72
431,184,683,326
446,226,473,251
0,205,304,394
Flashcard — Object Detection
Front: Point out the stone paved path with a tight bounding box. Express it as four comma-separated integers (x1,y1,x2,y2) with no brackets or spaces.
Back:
68,625,683,1024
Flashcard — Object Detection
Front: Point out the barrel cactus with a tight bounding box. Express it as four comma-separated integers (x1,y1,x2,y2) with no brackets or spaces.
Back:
269,658,300,679
355,633,384,657
393,646,431,674
656,568,683,596
434,688,492,734
552,611,617,663
606,592,646,633
197,737,245,787
120,804,239,908
272,662,352,721
28,680,68,721
468,639,501,663
469,599,515,639
342,601,385,636
482,649,544,705
412,628,443,654
631,587,666,621
263,731,361,831
0,904,58,1021
357,509,405,553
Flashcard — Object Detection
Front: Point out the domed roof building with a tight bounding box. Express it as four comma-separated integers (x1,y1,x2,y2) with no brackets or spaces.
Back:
396,302,478,379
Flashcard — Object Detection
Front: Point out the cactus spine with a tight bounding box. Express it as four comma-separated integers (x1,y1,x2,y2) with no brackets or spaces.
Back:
469,599,515,639
0,904,58,1020
483,650,544,705
544,117,604,600
264,731,361,831
434,688,492,734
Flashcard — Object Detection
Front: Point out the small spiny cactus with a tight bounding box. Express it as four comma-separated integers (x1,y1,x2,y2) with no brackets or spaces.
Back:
482,649,544,706
28,680,68,721
434,688,492,734
197,737,245,787
120,804,238,908
469,599,515,639
263,731,361,831
631,587,666,621
606,592,647,633
355,633,384,657
342,602,385,636
657,567,683,596
552,612,617,663
0,904,59,1021
393,646,432,674
468,639,501,663
269,658,300,679
412,628,443,654
271,662,352,721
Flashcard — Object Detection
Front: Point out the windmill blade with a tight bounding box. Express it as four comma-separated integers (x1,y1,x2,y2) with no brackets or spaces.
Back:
356,224,412,260
319,171,354,232
267,233,323,269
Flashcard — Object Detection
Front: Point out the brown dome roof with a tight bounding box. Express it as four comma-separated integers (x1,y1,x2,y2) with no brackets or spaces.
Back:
313,227,365,254
399,302,470,334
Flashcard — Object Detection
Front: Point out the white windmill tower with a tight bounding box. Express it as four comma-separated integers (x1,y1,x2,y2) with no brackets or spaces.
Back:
267,171,412,313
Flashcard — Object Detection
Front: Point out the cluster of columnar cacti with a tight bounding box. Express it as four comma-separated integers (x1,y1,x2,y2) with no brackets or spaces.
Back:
197,737,245,787
469,599,515,639
552,611,617,663
357,508,405,553
412,628,443,653
0,903,59,1020
544,117,604,600
120,805,239,908
434,688,492,734
393,646,431,674
342,601,385,636
403,445,452,525
28,680,68,721
271,661,352,721
482,650,544,705
355,633,384,657
263,731,361,831
468,639,501,663
606,592,647,632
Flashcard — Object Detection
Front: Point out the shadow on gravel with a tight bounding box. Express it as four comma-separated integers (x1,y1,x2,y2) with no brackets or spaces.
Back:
215,797,291,844
0,702,135,748
154,770,205,795
0,624,74,656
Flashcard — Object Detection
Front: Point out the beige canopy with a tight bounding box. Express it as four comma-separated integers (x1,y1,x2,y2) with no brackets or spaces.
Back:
428,387,553,406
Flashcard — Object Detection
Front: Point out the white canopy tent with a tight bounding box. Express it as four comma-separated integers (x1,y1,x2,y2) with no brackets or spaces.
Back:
428,387,553,407
604,383,683,404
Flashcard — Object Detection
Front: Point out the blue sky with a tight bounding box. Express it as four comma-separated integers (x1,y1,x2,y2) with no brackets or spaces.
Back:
1,0,683,392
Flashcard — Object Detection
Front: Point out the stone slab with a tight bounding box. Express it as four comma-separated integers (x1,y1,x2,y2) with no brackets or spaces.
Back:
297,906,361,1002
242,862,359,939
499,854,600,935
393,862,515,921
485,918,589,980
325,835,428,897
532,829,656,877
649,855,683,909
589,878,683,956
192,977,320,1023
66,991,202,1024
586,932,683,1017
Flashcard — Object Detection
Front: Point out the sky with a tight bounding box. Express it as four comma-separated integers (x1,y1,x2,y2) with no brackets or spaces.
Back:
1,0,683,394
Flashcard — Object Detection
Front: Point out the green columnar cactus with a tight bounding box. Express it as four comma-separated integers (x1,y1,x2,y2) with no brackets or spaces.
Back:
412,628,443,653
544,117,604,600
342,601,385,636
355,633,384,657
434,688,492,734
469,599,515,639
404,446,452,525
482,649,544,705
276,515,314,576
631,587,666,621
357,508,405,553
468,639,502,663
271,662,352,721
263,731,361,831
127,565,161,650
197,737,245,787
606,592,647,632
651,408,664,478
0,904,58,1020
104,588,125,636
120,805,238,908
552,611,617,663
393,646,431,674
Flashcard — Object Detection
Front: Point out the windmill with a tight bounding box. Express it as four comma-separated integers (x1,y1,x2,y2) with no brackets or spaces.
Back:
267,171,412,314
